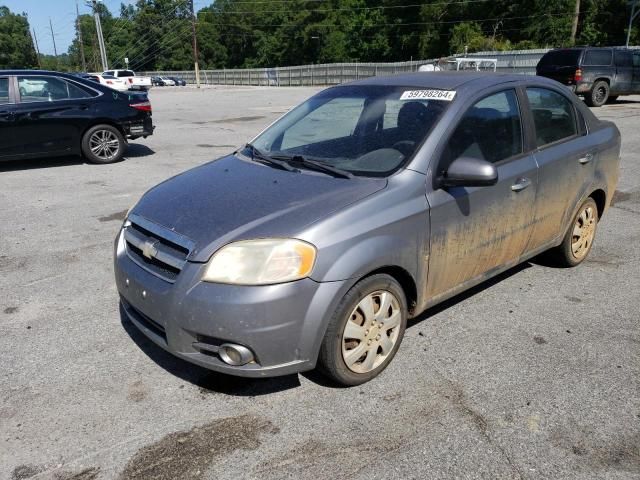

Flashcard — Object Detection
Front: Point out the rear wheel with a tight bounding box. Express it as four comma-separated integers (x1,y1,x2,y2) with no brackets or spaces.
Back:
585,80,609,107
549,197,599,267
318,274,407,386
81,124,126,164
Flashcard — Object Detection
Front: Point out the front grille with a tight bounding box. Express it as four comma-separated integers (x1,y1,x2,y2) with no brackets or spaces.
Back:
124,214,194,283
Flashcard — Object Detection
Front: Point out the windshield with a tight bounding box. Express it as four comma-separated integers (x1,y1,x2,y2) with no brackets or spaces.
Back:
247,85,451,177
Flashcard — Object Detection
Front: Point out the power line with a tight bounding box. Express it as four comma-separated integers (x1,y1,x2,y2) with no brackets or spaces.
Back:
128,26,193,71
198,0,496,14
191,11,576,29
107,0,191,67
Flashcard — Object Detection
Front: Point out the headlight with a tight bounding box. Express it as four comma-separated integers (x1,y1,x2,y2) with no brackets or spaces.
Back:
202,239,316,285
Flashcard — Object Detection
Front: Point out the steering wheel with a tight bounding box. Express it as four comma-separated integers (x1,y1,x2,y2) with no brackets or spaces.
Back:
391,140,415,157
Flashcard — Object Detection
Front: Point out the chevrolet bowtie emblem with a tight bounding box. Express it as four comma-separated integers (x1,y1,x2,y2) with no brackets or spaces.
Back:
141,239,159,259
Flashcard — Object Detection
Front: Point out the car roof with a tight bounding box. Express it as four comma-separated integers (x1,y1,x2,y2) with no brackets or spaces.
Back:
0,69,85,78
343,71,548,90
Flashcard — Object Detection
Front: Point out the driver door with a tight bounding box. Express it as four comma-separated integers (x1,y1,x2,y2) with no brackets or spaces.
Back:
425,89,538,303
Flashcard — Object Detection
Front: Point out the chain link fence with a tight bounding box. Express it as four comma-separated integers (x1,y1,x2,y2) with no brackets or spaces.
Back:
142,48,552,87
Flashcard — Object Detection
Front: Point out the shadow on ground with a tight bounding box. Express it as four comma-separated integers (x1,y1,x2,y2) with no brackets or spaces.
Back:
120,305,301,396
0,144,154,172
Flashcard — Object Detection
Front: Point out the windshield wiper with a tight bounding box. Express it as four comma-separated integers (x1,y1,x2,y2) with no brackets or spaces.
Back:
274,154,353,179
244,143,299,173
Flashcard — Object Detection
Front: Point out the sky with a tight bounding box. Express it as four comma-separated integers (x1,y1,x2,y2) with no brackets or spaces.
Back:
3,0,211,56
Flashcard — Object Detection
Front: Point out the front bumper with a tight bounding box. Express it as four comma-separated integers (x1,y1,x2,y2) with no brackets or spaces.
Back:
114,231,348,377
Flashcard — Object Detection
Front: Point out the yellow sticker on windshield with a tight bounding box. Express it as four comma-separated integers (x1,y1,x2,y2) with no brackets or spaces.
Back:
400,90,456,101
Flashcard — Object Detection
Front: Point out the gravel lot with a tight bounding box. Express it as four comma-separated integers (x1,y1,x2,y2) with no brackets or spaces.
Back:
1,85,639,480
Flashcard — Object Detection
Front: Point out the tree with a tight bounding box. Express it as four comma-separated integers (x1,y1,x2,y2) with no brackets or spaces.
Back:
0,6,38,69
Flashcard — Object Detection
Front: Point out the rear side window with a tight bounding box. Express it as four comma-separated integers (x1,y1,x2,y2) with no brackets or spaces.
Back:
119,70,134,77
526,88,577,147
18,76,93,103
615,50,632,67
583,49,612,66
633,52,640,67
0,78,9,104
443,89,522,165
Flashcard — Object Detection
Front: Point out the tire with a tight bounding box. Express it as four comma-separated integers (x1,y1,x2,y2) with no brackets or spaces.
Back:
318,274,408,386
585,80,609,107
81,124,126,164
548,197,599,267
607,95,618,104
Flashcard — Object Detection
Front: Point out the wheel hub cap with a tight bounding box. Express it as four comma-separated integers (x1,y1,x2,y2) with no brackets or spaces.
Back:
341,290,401,374
571,205,596,259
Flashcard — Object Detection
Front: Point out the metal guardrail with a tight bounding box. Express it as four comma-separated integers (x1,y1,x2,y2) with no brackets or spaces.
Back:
143,48,554,86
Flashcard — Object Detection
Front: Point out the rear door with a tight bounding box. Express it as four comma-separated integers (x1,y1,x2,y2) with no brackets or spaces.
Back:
0,75,20,158
426,88,538,302
14,75,96,156
614,50,633,94
524,87,596,252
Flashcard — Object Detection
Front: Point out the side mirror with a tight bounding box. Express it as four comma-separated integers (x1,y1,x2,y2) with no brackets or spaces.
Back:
440,156,498,188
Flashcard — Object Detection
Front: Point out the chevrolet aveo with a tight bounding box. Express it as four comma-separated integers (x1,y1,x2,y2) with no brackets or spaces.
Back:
115,73,620,386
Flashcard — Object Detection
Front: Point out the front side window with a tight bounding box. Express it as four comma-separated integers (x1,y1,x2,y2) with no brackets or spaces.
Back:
633,53,640,67
583,49,612,66
17,76,93,103
442,89,522,167
250,85,451,176
526,88,577,147
0,78,9,104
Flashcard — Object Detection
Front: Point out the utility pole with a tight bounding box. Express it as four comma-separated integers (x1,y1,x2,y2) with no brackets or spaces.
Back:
32,28,41,68
76,0,87,71
49,18,58,69
627,0,640,47
190,0,200,88
570,0,580,45
88,0,108,71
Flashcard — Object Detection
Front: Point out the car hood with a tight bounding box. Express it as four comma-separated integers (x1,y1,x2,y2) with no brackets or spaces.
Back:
131,154,387,262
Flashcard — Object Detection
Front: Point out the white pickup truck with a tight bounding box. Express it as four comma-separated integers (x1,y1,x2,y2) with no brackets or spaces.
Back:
103,69,152,91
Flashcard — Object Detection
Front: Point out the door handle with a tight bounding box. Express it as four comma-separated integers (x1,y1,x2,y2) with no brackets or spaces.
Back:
579,153,594,164
511,177,532,192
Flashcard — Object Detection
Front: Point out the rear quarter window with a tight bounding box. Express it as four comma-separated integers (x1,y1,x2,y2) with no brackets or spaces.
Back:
583,49,613,66
539,50,581,67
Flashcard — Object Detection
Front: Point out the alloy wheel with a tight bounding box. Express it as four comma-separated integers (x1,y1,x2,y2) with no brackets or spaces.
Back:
571,204,596,260
89,129,120,162
341,290,402,374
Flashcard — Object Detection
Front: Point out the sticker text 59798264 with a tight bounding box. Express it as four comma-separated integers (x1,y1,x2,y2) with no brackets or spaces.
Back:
400,90,456,101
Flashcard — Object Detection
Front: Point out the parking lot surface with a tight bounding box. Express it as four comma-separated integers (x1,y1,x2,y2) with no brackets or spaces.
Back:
1,86,639,480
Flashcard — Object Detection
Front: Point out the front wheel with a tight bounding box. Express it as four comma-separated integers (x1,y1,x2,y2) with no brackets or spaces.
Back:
318,274,407,386
585,81,609,107
81,124,126,164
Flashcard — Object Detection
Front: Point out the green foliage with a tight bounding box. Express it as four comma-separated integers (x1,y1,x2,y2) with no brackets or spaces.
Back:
2,0,640,71
0,6,37,69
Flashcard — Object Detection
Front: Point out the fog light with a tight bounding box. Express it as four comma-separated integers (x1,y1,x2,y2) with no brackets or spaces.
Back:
219,344,254,366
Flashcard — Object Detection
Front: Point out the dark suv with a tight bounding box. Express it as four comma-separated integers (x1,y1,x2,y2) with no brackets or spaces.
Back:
536,47,640,106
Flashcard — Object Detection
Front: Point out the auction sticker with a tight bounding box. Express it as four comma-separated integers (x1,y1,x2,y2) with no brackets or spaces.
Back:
400,89,456,101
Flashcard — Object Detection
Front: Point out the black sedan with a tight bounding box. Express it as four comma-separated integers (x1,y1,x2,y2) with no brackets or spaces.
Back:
0,70,154,164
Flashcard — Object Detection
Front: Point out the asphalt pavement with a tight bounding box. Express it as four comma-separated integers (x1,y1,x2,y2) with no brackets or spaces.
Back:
1,85,639,480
